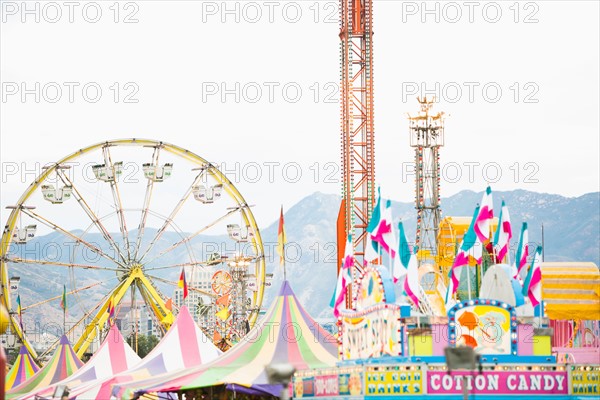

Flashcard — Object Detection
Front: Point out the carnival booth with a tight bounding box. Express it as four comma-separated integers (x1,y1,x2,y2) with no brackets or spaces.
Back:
293,261,600,399
542,262,600,364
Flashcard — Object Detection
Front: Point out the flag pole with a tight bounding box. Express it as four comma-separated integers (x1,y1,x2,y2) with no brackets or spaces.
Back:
278,205,287,282
62,285,67,336
466,262,472,301
506,231,511,266
283,242,287,281
541,224,545,262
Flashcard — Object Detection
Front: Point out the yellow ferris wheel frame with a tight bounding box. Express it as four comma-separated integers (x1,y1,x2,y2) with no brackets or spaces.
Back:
0,138,266,359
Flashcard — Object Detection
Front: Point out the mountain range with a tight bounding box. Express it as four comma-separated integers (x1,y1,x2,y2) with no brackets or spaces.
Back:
4,189,599,343
259,189,600,319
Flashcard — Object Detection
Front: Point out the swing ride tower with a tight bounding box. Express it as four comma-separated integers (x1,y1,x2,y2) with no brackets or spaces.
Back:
408,97,445,260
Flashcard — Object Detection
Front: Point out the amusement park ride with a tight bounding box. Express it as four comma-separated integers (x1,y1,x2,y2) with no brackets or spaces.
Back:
409,98,445,257
339,0,376,282
0,139,267,359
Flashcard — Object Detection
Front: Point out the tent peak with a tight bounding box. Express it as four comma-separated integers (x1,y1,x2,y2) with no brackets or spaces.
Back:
278,280,294,296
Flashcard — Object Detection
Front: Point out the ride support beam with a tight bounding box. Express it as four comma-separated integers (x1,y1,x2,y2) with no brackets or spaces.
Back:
73,272,136,357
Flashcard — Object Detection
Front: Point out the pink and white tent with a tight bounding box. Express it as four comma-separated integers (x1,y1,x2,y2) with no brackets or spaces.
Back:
113,281,338,399
23,323,140,399
67,306,221,399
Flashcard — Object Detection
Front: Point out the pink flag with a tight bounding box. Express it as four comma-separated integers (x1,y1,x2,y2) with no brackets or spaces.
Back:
371,200,397,259
332,235,354,317
493,200,512,263
364,232,380,265
515,222,529,280
474,186,494,243
397,221,419,307
523,246,543,307
451,205,482,295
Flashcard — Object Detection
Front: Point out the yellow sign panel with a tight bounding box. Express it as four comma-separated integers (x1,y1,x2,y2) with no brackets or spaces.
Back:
364,369,423,396
571,368,600,396
341,307,401,360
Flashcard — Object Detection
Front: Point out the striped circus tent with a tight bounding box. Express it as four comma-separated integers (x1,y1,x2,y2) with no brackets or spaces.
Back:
6,335,83,399
5,346,39,391
541,262,600,320
67,306,221,399
22,323,141,399
114,281,338,399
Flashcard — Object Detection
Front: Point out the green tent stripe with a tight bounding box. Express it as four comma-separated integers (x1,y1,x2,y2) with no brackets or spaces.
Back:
181,298,284,389
289,299,328,368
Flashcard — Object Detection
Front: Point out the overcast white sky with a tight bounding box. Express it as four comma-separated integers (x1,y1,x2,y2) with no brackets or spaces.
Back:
1,0,599,228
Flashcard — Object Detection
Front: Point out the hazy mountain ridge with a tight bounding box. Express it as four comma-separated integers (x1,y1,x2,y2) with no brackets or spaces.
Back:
6,189,599,332
260,189,600,319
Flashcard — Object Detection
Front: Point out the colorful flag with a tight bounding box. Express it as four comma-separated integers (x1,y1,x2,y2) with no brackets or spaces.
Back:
331,235,354,318
107,297,115,326
179,268,188,300
392,221,410,284
165,298,173,311
515,222,529,280
276,206,286,266
493,200,512,263
396,221,419,307
364,188,382,264
364,233,380,265
450,205,483,295
16,294,23,327
474,186,494,243
403,255,420,308
60,285,67,313
371,200,397,259
522,246,543,307
366,187,382,234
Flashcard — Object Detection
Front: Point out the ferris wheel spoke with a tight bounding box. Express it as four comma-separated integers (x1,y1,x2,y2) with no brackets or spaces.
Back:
145,273,216,298
21,276,120,312
56,169,129,264
37,285,119,359
133,146,161,261
102,145,132,262
142,207,239,267
144,261,209,273
4,257,122,272
137,167,209,263
20,209,126,268
74,274,141,356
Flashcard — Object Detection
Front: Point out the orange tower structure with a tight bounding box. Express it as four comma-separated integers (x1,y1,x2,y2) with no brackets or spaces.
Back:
339,0,376,281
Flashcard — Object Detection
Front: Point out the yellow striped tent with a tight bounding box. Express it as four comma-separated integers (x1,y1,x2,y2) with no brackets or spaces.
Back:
541,262,600,320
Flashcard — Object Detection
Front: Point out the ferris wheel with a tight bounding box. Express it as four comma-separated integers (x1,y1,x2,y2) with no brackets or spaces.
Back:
0,139,265,360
